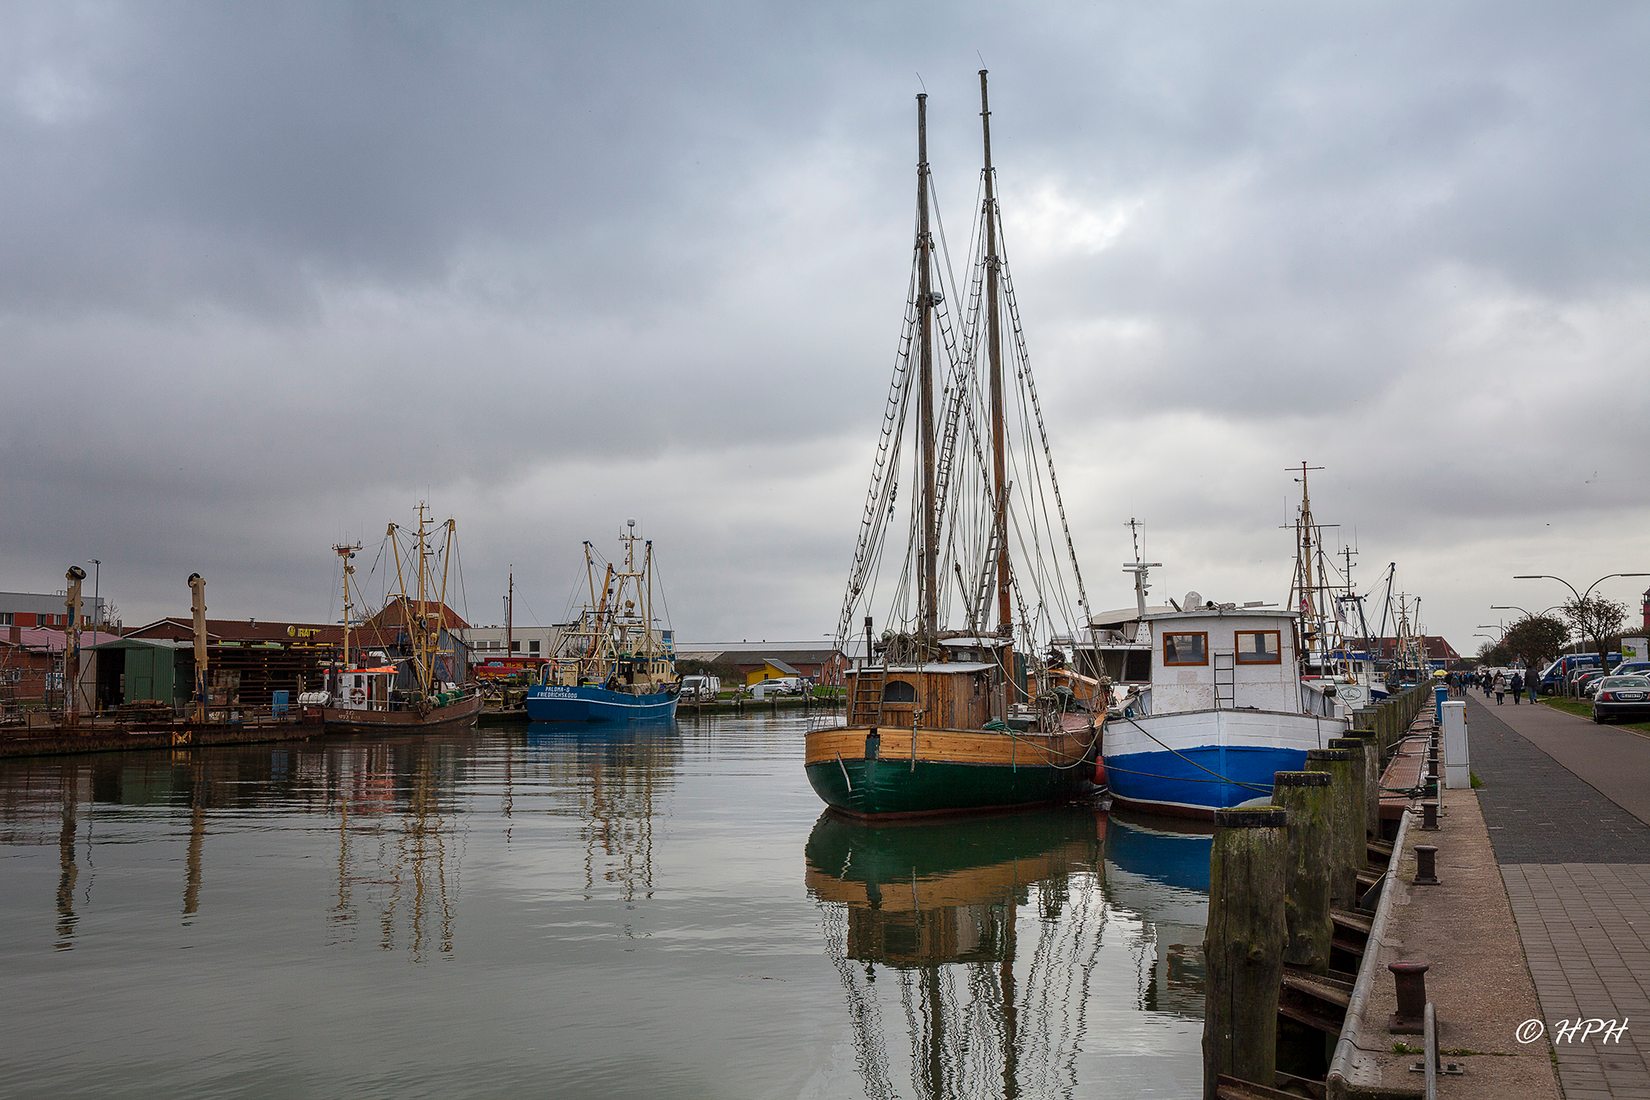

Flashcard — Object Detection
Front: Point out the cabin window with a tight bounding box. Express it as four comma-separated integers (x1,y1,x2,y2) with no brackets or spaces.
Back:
882,680,917,703
1163,632,1208,666
1235,630,1282,665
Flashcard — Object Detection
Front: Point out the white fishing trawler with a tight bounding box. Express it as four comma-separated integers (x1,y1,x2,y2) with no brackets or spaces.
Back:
1102,595,1348,817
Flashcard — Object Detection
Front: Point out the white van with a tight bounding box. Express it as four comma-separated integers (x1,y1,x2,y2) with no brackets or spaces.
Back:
679,675,720,701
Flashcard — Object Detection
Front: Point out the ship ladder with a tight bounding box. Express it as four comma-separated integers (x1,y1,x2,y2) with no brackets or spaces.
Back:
1214,650,1236,710
851,667,887,726
968,498,1009,633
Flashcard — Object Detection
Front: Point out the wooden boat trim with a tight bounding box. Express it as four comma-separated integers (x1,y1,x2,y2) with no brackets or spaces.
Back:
805,721,1098,769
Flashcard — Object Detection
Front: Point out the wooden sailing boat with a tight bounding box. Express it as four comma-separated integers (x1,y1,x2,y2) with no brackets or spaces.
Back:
319,504,483,734
804,73,1103,818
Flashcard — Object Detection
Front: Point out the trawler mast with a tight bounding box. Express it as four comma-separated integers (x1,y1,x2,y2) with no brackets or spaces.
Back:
388,503,457,696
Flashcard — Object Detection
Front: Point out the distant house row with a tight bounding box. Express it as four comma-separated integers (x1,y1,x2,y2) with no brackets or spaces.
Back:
1,596,472,713
674,641,858,687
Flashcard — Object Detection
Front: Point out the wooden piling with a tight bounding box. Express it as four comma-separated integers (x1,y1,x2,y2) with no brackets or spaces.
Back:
1305,747,1359,908
1376,702,1396,759
1273,770,1334,974
1352,706,1378,759
1335,733,1380,840
1204,806,1289,1100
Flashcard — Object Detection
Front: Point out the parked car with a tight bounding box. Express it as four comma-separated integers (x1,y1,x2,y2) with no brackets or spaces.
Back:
749,677,805,698
1576,669,1609,698
1609,660,1650,678
1567,666,1606,697
1592,675,1650,724
1540,653,1618,695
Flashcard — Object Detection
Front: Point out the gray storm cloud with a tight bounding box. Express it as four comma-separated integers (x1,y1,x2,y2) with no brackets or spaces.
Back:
2,1,1646,647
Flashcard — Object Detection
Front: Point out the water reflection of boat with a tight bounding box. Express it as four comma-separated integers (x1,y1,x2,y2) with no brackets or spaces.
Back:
805,807,1108,1098
1101,814,1212,1019
526,720,680,907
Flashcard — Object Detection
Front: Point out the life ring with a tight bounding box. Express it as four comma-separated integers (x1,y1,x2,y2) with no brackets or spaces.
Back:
350,687,366,704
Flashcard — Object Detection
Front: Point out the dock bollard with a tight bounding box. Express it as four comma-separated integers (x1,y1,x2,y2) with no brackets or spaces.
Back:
1305,747,1359,909
1388,960,1431,1034
1203,806,1289,1100
1273,771,1334,974
1414,844,1440,885
1421,801,1439,830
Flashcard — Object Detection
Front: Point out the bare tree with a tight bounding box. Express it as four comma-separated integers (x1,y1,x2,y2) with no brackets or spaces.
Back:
1563,595,1627,668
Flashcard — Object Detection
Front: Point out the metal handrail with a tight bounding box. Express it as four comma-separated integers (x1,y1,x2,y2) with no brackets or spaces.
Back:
1423,1001,1439,1099
1327,795,1415,1091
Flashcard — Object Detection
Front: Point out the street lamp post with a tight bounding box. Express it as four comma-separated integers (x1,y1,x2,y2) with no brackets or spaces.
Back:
1514,572,1650,605
1490,604,1565,620
88,559,101,629
1517,572,1650,658
1492,603,1575,655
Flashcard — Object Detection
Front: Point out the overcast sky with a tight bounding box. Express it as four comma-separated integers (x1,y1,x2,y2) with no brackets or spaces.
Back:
3,1,1647,653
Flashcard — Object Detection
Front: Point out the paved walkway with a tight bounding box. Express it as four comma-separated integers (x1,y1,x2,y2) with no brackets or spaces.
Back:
1466,694,1650,1098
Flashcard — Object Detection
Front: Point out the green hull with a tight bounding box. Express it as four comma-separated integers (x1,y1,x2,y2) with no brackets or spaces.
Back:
805,805,1101,884
805,756,1091,819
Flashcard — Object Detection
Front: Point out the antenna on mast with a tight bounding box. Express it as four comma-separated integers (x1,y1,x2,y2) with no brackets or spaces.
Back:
1121,518,1162,625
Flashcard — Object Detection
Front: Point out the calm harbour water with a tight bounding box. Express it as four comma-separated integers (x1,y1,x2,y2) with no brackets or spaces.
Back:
1,713,1209,1099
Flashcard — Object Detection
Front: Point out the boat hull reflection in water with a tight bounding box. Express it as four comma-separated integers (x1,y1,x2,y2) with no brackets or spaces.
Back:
805,806,1213,1097
1103,813,1213,1018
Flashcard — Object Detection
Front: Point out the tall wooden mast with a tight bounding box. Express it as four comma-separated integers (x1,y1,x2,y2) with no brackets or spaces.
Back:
916,93,939,643
980,69,1014,677
388,504,457,696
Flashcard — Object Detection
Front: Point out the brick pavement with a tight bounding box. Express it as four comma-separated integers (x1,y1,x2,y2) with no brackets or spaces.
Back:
1467,694,1650,1098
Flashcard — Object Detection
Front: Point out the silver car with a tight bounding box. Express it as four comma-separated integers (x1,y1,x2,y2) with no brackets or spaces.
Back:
1592,675,1650,724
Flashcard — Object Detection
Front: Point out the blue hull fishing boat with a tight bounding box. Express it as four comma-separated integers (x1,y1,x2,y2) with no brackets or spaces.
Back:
1103,604,1346,817
524,521,680,724
524,682,677,722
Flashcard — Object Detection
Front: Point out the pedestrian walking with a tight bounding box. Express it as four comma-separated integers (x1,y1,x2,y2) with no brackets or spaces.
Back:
1494,672,1506,705
1483,673,1493,699
1510,671,1524,705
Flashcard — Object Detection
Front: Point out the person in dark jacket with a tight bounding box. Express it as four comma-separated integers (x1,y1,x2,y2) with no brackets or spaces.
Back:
1510,671,1524,704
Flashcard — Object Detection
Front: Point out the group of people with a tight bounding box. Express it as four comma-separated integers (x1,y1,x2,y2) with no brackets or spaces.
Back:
1446,668,1537,705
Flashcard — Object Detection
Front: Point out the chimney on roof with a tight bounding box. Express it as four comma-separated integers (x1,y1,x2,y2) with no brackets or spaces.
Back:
7,625,18,645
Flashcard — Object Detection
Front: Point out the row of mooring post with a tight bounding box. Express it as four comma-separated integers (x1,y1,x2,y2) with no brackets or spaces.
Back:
1202,682,1437,1099
1389,696,1447,1037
